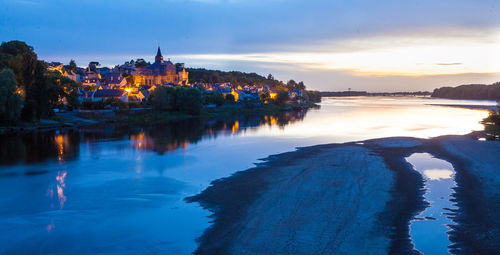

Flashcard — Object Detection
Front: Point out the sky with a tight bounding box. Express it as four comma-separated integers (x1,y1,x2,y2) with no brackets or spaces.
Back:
1,0,499,91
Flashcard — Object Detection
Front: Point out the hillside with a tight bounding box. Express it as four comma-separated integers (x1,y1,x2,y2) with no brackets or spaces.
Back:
187,68,283,88
432,82,500,100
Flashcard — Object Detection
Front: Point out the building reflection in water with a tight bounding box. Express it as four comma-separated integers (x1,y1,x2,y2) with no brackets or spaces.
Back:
0,130,80,166
56,171,67,209
128,109,309,154
0,109,311,165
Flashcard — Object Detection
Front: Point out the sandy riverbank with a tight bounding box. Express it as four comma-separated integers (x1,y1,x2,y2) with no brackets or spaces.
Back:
427,104,498,111
187,133,500,254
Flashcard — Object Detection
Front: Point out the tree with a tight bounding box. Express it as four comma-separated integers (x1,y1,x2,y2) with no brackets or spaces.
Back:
135,59,149,67
67,60,77,71
260,91,270,102
44,71,82,110
122,73,135,85
267,74,274,80
286,80,298,91
204,93,225,106
0,40,38,96
0,69,23,124
225,93,235,103
176,87,202,115
150,86,176,112
0,40,83,120
187,68,284,88
275,90,290,105
297,81,306,90
303,90,321,103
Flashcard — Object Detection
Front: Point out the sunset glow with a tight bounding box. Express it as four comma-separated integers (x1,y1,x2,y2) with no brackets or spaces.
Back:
178,31,500,77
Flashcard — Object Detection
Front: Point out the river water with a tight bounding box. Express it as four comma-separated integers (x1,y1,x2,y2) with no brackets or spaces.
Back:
0,97,495,254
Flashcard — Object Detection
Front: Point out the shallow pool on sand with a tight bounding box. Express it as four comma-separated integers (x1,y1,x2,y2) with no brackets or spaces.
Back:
406,153,458,255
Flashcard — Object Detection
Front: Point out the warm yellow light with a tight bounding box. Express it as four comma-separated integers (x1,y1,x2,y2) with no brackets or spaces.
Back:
231,90,239,101
243,97,491,140
125,88,132,93
269,93,277,99
232,120,240,134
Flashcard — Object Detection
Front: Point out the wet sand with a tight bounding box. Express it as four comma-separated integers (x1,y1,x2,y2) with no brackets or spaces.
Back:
427,104,498,111
187,133,500,254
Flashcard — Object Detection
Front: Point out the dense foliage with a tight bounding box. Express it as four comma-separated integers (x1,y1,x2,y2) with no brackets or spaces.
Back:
203,93,225,106
482,103,500,140
150,86,202,115
276,91,290,106
0,40,81,122
302,90,322,103
225,94,235,103
0,69,23,124
484,110,500,126
286,80,306,91
44,71,81,110
432,83,500,100
150,86,176,112
187,68,286,88
176,88,203,115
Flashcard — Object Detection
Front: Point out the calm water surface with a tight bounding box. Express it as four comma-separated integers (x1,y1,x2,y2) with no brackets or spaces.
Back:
406,153,458,255
0,97,494,254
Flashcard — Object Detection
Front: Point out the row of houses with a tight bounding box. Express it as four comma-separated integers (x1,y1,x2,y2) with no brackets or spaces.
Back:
48,47,188,91
199,82,302,102
78,89,150,103
76,83,303,105
47,47,304,105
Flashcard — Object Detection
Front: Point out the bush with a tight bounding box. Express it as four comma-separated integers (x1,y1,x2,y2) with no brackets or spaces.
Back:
275,90,290,105
82,100,105,110
150,86,176,112
225,93,235,103
128,101,141,108
204,93,225,106
176,87,202,115
0,69,23,124
260,91,270,102
303,90,321,103
104,98,126,109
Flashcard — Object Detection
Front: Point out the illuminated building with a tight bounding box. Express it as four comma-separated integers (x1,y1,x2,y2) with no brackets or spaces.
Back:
133,47,189,86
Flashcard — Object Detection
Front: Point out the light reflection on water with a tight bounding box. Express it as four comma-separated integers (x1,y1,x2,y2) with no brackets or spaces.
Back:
424,169,454,181
244,97,492,141
406,153,458,255
0,97,494,254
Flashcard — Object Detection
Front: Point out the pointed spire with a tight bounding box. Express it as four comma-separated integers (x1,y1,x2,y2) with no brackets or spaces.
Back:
156,46,162,57
155,46,164,63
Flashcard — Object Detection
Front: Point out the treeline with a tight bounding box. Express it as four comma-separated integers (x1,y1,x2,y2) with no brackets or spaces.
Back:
302,90,321,103
320,91,368,97
150,87,203,115
431,82,500,100
187,68,283,87
0,40,80,124
188,68,312,91
148,86,319,116
320,91,432,97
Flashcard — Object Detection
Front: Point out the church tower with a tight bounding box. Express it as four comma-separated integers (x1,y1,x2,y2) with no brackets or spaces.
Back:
155,46,164,63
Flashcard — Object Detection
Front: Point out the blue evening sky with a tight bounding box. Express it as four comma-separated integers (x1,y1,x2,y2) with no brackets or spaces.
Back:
1,0,499,91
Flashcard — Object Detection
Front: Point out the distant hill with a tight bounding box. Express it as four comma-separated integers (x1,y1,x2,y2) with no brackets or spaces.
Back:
187,68,283,88
320,91,368,97
431,82,500,100
320,91,431,97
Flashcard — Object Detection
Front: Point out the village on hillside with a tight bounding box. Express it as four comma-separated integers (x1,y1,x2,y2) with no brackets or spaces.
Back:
47,47,307,106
